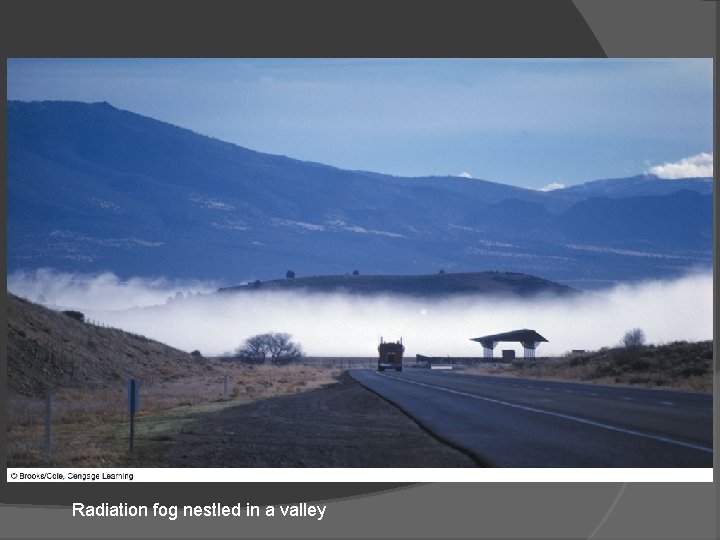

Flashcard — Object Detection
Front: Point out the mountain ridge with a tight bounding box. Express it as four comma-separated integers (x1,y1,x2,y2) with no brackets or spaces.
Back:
7,100,713,288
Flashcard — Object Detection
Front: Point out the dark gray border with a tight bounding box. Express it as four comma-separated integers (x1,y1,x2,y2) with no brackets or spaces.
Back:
573,0,715,57
1,57,8,482
1,0,605,57
2,0,716,538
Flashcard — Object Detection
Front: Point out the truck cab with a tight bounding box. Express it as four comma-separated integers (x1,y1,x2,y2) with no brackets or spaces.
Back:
378,338,404,372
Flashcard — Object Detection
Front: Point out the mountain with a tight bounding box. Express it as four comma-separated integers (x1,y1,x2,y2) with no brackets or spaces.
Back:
558,174,713,200
219,271,578,297
7,101,713,288
560,190,712,250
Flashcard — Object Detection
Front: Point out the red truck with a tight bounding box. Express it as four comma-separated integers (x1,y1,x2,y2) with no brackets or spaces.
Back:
378,337,405,372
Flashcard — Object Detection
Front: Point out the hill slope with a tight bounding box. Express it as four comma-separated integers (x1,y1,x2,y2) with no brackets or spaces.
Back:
8,100,713,287
7,293,210,396
220,271,578,297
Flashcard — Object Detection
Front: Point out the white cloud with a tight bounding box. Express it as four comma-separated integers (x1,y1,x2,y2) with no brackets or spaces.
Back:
648,152,713,179
458,172,473,179
537,182,565,192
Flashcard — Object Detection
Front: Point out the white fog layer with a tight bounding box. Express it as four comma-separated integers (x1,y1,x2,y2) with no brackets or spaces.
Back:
7,269,218,311
8,271,712,358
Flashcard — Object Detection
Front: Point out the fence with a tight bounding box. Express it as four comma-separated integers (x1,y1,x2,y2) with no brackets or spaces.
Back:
7,360,348,467
299,357,375,369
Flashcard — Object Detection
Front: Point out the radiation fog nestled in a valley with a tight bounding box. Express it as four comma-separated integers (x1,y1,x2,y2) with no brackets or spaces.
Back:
8,270,713,358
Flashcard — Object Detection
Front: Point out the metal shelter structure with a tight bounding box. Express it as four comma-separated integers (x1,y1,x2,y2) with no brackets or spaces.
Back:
470,329,548,359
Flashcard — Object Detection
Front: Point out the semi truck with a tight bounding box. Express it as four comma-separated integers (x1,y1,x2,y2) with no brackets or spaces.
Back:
378,337,404,372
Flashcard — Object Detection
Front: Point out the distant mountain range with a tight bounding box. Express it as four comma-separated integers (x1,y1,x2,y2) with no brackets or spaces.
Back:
7,101,713,289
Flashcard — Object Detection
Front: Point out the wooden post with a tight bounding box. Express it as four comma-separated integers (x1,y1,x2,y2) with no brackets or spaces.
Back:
44,389,52,462
130,379,135,452
128,378,139,452
223,374,228,399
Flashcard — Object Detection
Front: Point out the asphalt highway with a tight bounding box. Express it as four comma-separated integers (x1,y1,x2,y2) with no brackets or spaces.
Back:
349,369,713,467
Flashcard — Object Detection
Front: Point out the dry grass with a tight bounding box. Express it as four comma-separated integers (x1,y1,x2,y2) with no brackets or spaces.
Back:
465,340,713,392
7,363,342,467
7,292,347,467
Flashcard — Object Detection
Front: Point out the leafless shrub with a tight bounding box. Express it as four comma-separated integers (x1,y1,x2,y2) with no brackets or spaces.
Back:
622,328,646,349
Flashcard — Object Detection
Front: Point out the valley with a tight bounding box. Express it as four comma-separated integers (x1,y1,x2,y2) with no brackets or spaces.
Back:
6,293,711,468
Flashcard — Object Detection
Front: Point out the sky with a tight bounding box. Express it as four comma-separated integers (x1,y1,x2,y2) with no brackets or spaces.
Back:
7,58,713,189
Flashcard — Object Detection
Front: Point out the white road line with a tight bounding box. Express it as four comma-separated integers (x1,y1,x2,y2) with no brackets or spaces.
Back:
377,373,712,454
660,401,674,406
621,397,633,401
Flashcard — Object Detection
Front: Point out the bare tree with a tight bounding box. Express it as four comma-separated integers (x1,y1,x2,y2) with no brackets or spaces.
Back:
622,328,646,349
235,334,269,364
267,333,303,364
235,332,303,364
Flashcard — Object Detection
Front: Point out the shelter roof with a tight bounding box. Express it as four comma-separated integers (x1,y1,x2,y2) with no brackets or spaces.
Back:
470,329,548,344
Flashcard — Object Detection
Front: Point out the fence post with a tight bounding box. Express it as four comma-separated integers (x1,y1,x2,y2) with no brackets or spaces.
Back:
44,389,52,462
128,378,140,452
223,374,228,399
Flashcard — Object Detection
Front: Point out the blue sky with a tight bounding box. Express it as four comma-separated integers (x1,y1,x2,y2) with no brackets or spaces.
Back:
7,58,713,189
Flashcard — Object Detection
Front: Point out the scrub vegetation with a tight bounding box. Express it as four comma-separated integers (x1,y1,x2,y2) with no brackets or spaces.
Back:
468,340,713,392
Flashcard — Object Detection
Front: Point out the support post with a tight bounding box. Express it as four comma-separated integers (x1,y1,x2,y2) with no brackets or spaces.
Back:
44,389,52,462
128,378,140,452
481,340,496,359
522,341,538,358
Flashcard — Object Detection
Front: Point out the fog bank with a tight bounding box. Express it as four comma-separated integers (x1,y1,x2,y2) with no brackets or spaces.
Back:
8,269,217,311
8,270,712,358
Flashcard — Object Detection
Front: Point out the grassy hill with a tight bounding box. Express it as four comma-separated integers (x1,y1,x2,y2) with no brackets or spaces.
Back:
219,271,578,297
6,293,343,466
7,293,212,396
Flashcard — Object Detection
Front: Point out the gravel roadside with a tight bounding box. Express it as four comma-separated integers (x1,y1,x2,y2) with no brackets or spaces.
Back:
148,372,478,468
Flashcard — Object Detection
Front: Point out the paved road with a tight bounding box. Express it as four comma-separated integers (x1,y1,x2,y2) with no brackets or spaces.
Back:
349,369,713,467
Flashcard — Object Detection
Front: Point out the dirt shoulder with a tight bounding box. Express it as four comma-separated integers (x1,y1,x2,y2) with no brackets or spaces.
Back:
135,373,478,468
